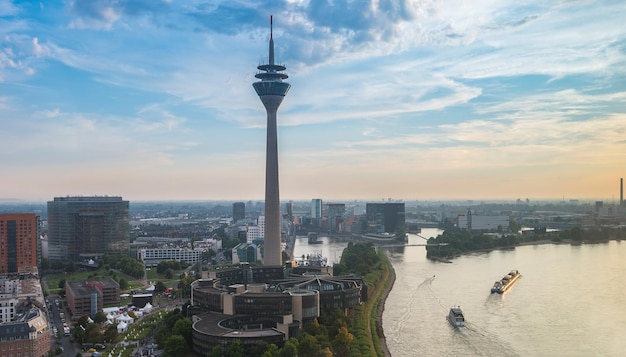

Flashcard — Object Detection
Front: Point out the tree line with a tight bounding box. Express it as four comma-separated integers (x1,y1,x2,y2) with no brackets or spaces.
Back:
425,228,519,259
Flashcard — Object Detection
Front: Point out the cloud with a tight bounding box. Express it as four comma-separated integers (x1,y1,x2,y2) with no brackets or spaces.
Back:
0,1,19,16
0,37,37,78
32,37,51,57
68,1,122,30
1,0,625,200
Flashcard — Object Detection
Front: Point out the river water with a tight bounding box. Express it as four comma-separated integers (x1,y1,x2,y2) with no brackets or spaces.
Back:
293,228,626,357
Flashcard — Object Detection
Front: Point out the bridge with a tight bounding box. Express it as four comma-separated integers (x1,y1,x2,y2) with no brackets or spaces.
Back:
379,243,449,248
379,232,448,248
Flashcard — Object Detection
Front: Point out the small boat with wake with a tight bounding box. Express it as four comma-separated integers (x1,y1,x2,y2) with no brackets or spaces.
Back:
447,306,465,327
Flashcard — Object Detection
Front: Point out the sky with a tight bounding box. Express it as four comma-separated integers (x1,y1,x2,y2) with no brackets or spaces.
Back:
1,0,626,203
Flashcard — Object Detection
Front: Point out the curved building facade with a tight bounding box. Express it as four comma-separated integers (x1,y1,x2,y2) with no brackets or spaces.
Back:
192,313,289,356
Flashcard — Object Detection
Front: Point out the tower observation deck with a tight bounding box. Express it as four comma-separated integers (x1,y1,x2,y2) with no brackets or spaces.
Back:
253,16,290,266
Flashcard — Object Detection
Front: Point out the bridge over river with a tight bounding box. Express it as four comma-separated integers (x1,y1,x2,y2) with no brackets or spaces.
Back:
379,243,449,248
379,232,448,248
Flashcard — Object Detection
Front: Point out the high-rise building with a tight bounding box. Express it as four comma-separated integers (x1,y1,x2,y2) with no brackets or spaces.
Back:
366,202,406,235
0,214,38,273
232,202,246,223
285,201,293,221
47,196,129,262
311,199,323,219
325,203,346,233
253,16,290,266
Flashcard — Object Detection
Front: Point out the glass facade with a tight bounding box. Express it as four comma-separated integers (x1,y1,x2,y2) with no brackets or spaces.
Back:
366,202,406,234
47,196,129,262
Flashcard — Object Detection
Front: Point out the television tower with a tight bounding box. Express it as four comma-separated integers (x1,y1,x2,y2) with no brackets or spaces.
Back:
253,16,291,266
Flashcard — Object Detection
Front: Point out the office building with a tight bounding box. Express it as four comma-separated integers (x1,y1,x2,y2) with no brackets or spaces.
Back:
65,278,120,318
325,203,346,233
246,216,265,244
311,199,322,219
366,202,406,234
457,210,510,231
137,248,203,267
0,214,38,273
190,271,364,355
253,16,291,266
232,202,246,223
285,201,293,222
311,198,323,228
47,196,130,262
231,243,262,264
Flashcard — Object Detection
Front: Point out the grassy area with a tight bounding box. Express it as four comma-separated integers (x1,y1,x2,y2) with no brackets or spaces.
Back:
145,268,161,281
45,268,142,294
351,250,392,357
145,267,186,289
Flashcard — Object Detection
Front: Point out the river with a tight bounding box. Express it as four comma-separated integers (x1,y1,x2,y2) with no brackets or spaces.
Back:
293,228,626,356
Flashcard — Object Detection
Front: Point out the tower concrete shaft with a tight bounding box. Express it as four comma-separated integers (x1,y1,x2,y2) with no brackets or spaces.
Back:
253,16,290,266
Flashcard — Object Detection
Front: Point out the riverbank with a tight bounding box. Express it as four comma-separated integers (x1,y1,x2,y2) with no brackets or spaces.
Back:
376,254,395,357
428,238,578,262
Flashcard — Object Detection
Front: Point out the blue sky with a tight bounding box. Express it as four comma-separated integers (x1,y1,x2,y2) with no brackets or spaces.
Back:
1,0,625,202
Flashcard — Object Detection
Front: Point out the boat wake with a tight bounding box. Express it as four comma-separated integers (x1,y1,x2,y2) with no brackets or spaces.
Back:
455,322,519,357
387,276,430,343
425,276,518,356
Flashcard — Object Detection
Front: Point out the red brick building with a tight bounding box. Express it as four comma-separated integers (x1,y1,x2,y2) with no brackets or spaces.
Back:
0,214,38,273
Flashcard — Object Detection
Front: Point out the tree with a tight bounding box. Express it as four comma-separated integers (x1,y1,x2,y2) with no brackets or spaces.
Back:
164,335,189,356
58,279,66,290
225,339,244,357
318,348,332,357
165,269,173,279
172,318,193,345
40,258,49,271
207,346,223,357
93,311,107,324
248,342,269,357
279,339,298,357
155,281,167,294
85,323,104,343
261,344,279,357
103,324,118,343
118,277,129,290
297,334,321,357
331,326,354,357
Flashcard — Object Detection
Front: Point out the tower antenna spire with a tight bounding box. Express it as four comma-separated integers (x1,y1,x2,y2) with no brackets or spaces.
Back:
269,15,274,65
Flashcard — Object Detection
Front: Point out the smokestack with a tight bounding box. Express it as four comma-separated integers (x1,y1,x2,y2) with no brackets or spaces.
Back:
621,178,623,206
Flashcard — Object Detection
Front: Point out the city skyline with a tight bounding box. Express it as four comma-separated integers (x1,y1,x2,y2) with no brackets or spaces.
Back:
1,1,625,202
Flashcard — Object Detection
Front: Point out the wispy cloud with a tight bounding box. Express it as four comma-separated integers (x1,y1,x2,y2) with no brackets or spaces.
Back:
0,0,625,200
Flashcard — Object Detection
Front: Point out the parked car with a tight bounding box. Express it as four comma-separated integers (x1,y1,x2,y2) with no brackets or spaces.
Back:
94,343,106,350
82,343,94,351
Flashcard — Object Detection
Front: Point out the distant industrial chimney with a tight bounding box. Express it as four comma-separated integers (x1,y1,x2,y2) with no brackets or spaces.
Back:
619,178,624,206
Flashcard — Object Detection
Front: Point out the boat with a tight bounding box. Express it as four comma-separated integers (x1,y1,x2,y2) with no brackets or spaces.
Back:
490,270,521,294
447,306,465,327
307,232,323,244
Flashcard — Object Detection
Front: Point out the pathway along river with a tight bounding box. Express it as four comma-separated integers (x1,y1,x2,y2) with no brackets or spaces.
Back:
293,228,626,357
